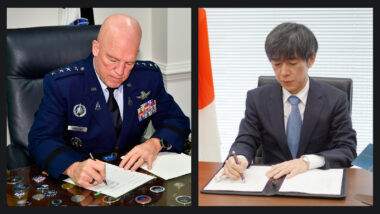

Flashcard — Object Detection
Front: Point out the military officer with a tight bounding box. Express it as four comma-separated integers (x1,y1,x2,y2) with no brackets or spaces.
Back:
28,14,190,188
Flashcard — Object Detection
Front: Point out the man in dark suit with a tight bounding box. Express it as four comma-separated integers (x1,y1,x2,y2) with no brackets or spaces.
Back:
28,14,190,188
222,22,357,180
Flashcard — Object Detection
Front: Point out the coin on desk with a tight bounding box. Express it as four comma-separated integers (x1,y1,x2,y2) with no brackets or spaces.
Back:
32,175,46,183
175,195,191,206
45,189,57,197
71,195,85,203
42,184,49,188
51,199,63,206
16,199,27,206
173,182,185,189
17,200,32,206
61,183,74,190
13,190,26,199
7,175,23,185
13,183,30,192
135,195,152,205
150,186,165,193
103,196,120,204
32,193,45,201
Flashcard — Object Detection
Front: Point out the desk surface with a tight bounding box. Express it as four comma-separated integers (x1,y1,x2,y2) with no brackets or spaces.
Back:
198,162,372,206
7,165,191,207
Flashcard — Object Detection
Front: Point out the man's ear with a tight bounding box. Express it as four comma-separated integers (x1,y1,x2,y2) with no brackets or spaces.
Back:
92,40,99,56
307,54,316,68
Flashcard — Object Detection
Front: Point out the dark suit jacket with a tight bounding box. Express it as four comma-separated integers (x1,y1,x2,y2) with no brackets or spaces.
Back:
230,78,357,168
28,55,190,179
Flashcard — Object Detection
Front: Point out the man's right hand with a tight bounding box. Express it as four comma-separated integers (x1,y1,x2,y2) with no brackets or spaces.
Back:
64,159,106,189
221,155,249,180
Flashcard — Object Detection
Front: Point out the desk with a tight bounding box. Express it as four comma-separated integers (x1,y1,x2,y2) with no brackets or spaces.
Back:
7,165,191,206
198,162,372,206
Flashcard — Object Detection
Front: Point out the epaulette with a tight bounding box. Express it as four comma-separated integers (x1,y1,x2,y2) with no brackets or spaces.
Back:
50,64,85,80
135,60,161,72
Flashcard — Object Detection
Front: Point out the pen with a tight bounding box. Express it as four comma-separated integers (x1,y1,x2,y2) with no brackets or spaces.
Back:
232,151,245,182
89,152,108,185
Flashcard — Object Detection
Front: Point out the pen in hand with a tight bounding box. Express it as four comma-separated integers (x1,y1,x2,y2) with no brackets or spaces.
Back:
89,152,108,185
232,151,245,182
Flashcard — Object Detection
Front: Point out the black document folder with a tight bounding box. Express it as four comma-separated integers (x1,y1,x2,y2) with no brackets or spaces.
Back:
202,166,347,199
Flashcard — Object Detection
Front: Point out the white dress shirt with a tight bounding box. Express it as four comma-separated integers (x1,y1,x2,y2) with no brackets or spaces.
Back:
282,77,325,169
94,65,124,120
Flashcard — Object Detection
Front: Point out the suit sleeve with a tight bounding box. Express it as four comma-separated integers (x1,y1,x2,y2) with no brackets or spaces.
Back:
28,74,83,179
229,90,262,165
316,93,357,168
150,70,191,153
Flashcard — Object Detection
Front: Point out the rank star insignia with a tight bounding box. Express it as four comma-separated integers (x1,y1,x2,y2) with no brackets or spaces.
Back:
73,103,86,117
137,91,151,100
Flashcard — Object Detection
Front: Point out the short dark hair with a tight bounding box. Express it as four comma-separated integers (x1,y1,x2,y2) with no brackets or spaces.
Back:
265,22,318,61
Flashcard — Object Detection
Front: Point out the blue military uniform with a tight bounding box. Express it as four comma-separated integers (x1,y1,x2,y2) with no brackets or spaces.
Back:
28,55,191,179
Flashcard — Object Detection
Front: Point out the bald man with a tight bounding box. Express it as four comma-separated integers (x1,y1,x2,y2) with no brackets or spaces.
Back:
28,14,190,188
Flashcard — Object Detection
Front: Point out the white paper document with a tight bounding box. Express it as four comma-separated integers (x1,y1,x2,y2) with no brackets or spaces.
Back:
140,152,191,180
64,163,155,198
203,166,270,192
279,168,343,195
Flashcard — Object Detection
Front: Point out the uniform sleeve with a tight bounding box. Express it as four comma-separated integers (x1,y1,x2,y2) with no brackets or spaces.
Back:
316,93,357,168
28,74,83,179
150,70,191,153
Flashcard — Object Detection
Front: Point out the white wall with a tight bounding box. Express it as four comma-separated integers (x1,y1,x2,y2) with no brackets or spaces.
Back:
6,8,191,145
7,8,60,28
93,8,153,60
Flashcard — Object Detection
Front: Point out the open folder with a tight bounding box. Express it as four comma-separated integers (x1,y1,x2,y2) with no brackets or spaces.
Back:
202,166,346,198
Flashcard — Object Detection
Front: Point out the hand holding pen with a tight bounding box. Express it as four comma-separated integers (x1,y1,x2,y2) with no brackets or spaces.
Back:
231,151,246,182
219,151,248,182
89,153,108,185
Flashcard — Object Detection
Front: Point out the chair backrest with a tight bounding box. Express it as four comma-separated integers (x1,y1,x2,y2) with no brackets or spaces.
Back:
6,25,100,151
258,76,353,115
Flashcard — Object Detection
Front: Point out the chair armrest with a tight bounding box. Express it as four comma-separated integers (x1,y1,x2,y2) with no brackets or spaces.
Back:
7,144,33,170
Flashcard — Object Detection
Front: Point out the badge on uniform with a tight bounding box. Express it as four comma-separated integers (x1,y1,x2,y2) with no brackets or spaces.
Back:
71,137,83,148
137,90,151,100
67,125,88,133
137,99,157,122
95,101,101,111
73,103,86,117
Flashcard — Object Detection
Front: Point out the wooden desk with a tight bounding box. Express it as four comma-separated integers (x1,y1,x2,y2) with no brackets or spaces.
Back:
198,162,372,206
7,165,191,207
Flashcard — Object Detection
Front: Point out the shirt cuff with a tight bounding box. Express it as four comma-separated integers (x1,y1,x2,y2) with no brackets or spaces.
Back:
237,155,249,167
304,154,325,169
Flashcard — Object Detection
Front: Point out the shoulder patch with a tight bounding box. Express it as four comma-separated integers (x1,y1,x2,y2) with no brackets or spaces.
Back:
135,60,160,72
51,64,85,80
